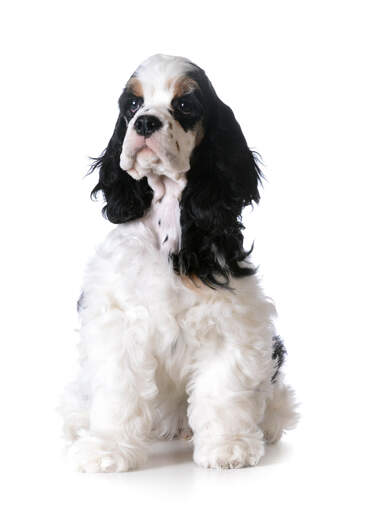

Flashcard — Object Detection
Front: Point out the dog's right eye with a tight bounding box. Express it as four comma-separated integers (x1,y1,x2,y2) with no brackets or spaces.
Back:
127,97,142,113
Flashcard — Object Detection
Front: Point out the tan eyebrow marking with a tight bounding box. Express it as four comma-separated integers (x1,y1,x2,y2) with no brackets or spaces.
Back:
173,76,198,97
126,77,143,97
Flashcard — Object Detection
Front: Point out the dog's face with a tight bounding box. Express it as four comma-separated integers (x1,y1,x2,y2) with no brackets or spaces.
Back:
120,55,204,182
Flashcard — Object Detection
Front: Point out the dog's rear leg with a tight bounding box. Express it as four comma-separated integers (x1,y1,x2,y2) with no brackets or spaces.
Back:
261,377,299,444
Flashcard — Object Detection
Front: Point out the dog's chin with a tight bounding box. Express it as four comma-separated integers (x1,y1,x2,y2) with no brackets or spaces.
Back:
136,146,160,169
124,146,161,180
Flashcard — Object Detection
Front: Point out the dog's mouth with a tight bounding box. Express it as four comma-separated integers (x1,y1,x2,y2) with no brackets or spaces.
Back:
122,132,181,180
120,125,163,169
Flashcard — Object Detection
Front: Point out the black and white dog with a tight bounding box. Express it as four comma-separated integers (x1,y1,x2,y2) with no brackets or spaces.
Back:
61,54,297,472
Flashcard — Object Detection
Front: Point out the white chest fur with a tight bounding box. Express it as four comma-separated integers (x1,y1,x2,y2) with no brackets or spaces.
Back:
143,174,187,256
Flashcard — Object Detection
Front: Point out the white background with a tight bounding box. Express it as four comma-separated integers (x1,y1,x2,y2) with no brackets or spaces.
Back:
1,0,366,510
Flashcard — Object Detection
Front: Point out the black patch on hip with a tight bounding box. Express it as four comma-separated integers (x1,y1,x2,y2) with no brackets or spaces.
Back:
271,336,287,383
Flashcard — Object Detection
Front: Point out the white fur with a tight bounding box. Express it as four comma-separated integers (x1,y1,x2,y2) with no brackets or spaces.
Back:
60,55,298,472
61,220,298,471
143,175,186,255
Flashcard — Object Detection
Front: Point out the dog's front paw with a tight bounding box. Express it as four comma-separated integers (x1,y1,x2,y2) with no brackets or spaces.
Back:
68,435,146,473
174,425,193,440
193,437,265,470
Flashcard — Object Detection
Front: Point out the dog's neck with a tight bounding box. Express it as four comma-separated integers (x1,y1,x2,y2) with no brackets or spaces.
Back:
143,173,187,256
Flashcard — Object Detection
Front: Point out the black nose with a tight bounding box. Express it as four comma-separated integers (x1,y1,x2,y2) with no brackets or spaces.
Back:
134,115,163,137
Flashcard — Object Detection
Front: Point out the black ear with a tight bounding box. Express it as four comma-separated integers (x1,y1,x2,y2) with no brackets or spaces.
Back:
90,112,153,223
173,68,262,288
205,96,262,207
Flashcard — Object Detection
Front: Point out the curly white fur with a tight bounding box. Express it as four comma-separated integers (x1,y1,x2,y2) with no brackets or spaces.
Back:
60,219,298,472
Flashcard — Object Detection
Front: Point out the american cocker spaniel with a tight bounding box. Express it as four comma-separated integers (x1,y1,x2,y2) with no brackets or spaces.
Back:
61,54,298,472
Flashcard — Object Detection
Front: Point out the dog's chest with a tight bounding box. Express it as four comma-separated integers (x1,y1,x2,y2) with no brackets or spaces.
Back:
144,175,187,255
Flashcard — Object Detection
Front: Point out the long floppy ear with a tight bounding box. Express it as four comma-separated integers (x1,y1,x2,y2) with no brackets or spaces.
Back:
90,112,153,223
173,69,262,288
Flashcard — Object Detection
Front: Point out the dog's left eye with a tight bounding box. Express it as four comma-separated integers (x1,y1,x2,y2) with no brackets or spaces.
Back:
177,99,193,114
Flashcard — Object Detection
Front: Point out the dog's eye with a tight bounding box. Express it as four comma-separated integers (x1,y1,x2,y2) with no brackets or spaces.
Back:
177,99,193,114
127,97,142,113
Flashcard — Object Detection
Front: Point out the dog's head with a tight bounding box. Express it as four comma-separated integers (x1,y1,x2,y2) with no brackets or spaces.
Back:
92,54,260,219
91,54,262,286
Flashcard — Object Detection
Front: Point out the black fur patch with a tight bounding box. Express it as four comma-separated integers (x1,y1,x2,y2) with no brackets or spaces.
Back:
271,336,287,383
171,92,204,132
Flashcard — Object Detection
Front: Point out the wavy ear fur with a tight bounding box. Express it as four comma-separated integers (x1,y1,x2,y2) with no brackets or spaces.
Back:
91,111,153,223
173,67,262,288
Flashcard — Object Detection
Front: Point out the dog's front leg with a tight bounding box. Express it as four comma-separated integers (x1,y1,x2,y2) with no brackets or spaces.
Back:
188,347,268,470
68,308,158,473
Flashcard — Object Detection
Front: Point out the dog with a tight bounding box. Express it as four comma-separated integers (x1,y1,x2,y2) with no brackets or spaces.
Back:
61,54,298,472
